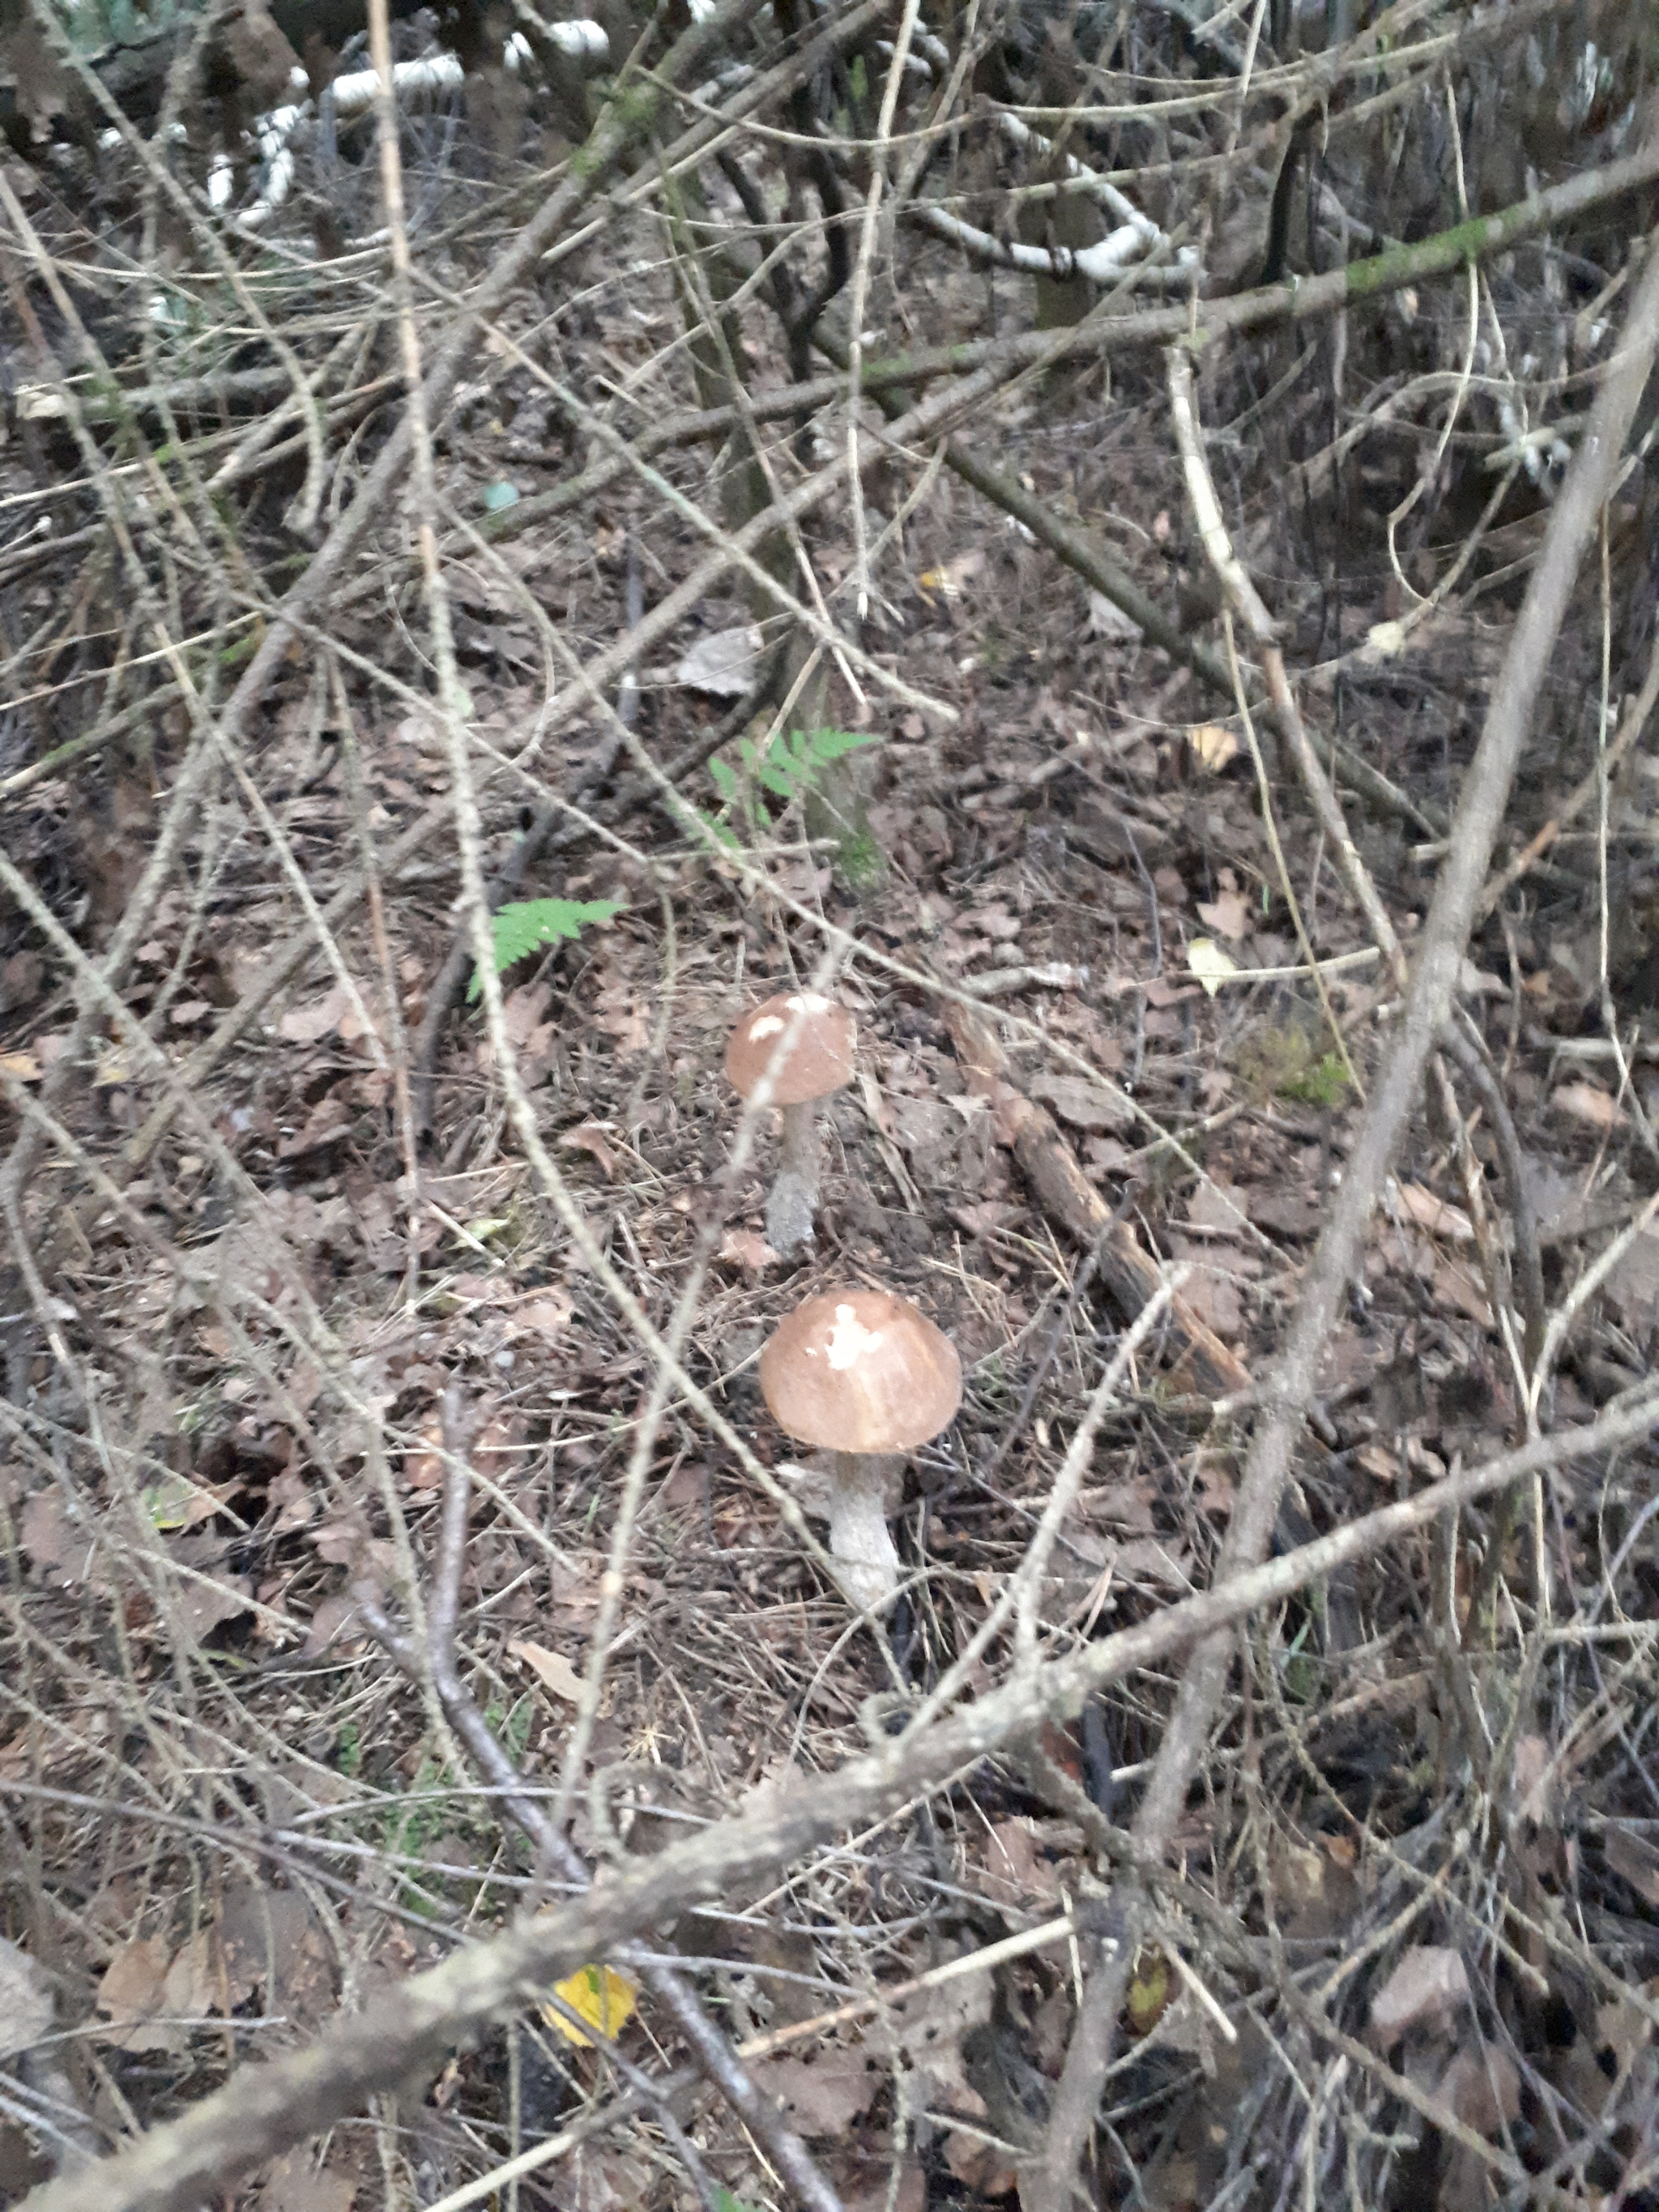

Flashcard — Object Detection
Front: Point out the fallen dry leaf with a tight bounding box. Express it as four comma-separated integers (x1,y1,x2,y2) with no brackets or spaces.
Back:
748,2049,881,2134
262,2149,357,2212
19,1490,85,1577
1196,889,1250,940
1375,1228,1494,1330
1369,1945,1469,2043
1551,1080,1624,1132
980,1817,1066,1905
1392,1181,1476,1243
278,983,353,1045
1141,976,1200,1008
540,1963,637,2048
401,1420,446,1492
945,2131,1019,2196
1166,1240,1247,1339
1185,1179,1251,1236
843,2158,927,2212
1512,1733,1555,1826
1603,1822,1659,1909
268,1467,315,1533
0,1937,55,2058
1187,937,1239,996
886,1095,958,1160
96,1933,179,2052
1087,587,1141,639
220,1886,336,2024
510,1638,583,1704
922,547,987,598
674,623,760,696
502,1288,575,1345
1187,721,1239,771
168,1537,254,1644
1438,2043,1520,2135
552,2150,653,2212
1114,1536,1195,1588
160,1928,220,2021
1603,1228,1659,1330
0,950,44,1010
276,1091,352,1158
863,1956,992,2099
1028,1075,1132,1132
561,1121,620,1178
1596,1988,1656,2075
1076,1478,1159,1532
974,903,1022,942
719,1228,778,1272
302,1591,363,1659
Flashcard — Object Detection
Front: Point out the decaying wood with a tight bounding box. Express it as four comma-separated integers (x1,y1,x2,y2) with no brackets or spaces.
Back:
943,998,1251,1401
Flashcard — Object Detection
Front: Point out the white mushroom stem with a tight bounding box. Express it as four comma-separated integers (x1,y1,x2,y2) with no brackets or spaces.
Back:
827,1451,901,1611
766,1100,823,1256
778,1100,821,1202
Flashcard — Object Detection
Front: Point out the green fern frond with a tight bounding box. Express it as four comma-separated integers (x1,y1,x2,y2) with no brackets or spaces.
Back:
467,899,624,1001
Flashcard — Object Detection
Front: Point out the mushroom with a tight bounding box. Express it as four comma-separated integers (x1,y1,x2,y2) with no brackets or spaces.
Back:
724,992,855,1256
760,1289,962,1610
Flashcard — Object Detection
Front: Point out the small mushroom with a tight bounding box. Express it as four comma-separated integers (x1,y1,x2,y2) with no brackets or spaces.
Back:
724,992,855,1255
760,1289,962,1610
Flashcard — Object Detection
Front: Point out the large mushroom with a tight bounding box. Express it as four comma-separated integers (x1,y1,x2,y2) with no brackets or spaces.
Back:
760,1289,962,1611
724,992,855,1256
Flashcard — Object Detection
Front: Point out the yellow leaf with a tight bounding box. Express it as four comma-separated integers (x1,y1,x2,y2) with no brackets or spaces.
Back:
143,1472,220,1532
540,1964,637,2047
1126,1946,1171,2037
1187,938,1239,997
918,549,985,599
1186,722,1239,772
0,1050,42,1083
461,1216,511,1243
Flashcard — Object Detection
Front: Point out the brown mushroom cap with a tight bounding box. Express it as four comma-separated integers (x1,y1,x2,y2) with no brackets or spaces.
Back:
760,1290,962,1455
724,993,855,1108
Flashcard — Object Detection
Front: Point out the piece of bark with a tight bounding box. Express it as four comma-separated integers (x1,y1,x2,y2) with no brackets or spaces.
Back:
944,1000,1251,1401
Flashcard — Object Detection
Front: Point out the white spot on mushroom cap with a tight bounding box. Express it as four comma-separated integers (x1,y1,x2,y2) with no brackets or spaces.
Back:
822,1303,885,1371
785,993,835,1016
748,1014,786,1040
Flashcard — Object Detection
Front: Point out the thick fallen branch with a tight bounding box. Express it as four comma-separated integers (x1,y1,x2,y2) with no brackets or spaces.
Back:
944,998,1251,1400
16,1388,1658,2212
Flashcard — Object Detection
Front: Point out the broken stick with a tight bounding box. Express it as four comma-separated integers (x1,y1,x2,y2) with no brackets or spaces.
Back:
944,999,1251,1403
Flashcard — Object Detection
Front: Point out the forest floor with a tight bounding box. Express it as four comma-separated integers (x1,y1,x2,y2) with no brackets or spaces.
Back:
6,53,1659,2212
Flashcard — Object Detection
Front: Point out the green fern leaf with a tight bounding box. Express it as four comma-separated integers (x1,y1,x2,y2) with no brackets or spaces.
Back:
467,899,624,1001
801,727,881,770
693,807,743,854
